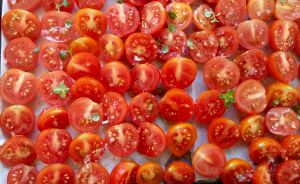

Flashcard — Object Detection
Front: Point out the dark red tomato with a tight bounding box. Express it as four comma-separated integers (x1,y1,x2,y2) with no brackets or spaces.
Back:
0,69,37,105
193,4,217,31
222,158,253,184
37,106,69,131
265,107,300,136
158,88,194,122
167,123,197,156
208,118,241,149
1,9,40,41
203,57,240,92
36,129,72,164
166,2,193,30
268,51,297,83
130,63,160,94
99,62,131,94
161,57,197,89
41,10,76,43
275,160,300,184
41,0,75,12
282,135,300,160
71,77,105,102
8,0,41,11
37,164,75,184
76,0,106,9
69,133,105,163
76,163,109,184
70,37,98,56
192,144,226,178
98,34,124,62
138,123,167,157
188,31,218,63
105,123,139,157
267,82,298,108
240,115,266,143
252,163,273,184
128,92,158,125
5,37,38,71
296,33,300,56
215,26,239,57
194,90,226,124
173,0,194,4
234,49,268,81
110,161,139,184
164,161,195,184
205,0,218,3
125,0,147,6
7,164,37,184
39,42,71,71
100,92,128,126
247,0,275,20
0,136,36,166
67,52,101,80
0,105,34,137
136,162,164,184
69,97,102,132
270,20,299,51
125,32,158,65
274,0,300,21
37,71,73,106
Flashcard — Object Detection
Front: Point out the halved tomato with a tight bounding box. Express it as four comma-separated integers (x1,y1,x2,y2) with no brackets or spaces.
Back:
193,4,217,31
37,164,75,184
275,160,300,184
267,82,298,108
252,163,274,184
274,0,300,21
41,0,75,12
76,163,109,184
8,0,41,11
240,115,266,143
7,164,37,184
110,160,139,184
222,159,253,184
75,0,106,9
125,0,147,6
173,0,194,4
98,34,124,62
247,0,275,20
281,135,300,160
166,2,193,30
70,37,98,56
296,33,300,56
215,26,240,57
136,162,164,184
37,106,69,131
164,161,195,184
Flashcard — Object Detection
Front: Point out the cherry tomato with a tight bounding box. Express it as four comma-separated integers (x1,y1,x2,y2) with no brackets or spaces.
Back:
296,33,300,56
125,0,147,6
193,4,217,31
240,115,266,143
98,34,124,62
41,0,75,12
136,162,164,184
37,164,75,184
164,161,195,184
275,160,300,184
7,164,37,184
281,135,300,160
166,2,193,30
205,0,218,3
274,0,300,21
215,26,240,57
70,37,98,56
75,0,106,9
173,0,194,4
252,163,273,184
110,160,139,184
247,0,275,20
8,0,41,11
76,163,109,184
222,158,253,184
267,82,298,108
37,106,69,131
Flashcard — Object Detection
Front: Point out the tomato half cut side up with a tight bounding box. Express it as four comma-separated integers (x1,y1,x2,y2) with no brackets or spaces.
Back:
166,2,193,30
252,163,274,184
37,164,75,184
7,164,38,184
222,158,253,184
164,161,195,184
41,0,75,12
8,0,41,11
70,37,98,56
110,160,139,184
275,160,300,184
75,0,106,9
136,162,164,184
76,163,109,184
240,115,266,143
98,34,125,62
193,4,217,31
274,0,300,21
37,106,69,131
281,135,300,160
247,0,275,20
215,26,239,57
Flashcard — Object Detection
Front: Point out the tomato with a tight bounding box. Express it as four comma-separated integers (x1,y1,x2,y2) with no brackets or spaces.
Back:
71,77,105,102
0,136,36,166
67,52,101,80
69,97,102,132
130,63,160,94
267,82,298,108
136,162,164,184
203,57,240,92
252,163,273,184
106,3,140,37
265,107,300,136
281,135,300,160
7,164,37,184
193,4,217,31
270,20,299,51
0,69,37,105
125,0,147,6
240,115,266,143
188,31,218,63
173,0,194,4
222,158,253,184
41,10,76,43
37,164,75,184
161,57,197,89
167,123,197,156
5,37,38,71
76,0,106,9
296,33,300,56
125,32,158,65
69,133,105,163
1,9,40,41
70,37,98,56
268,51,297,83
158,88,193,122
0,105,34,137
128,92,159,125
138,123,166,157
41,0,75,12
166,2,193,30
234,49,268,81
98,34,124,62
110,160,139,184
76,163,109,184
247,0,275,20
274,0,300,21
37,106,69,131
8,0,40,11
275,160,300,184
75,8,106,39
164,161,195,184
215,26,240,57
37,71,73,106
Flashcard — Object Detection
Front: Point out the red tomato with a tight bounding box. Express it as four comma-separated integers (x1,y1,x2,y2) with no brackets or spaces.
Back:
265,107,300,136
274,0,300,21
192,144,226,178
281,135,300,160
267,82,298,108
167,123,197,156
100,92,128,126
0,136,36,166
193,4,217,31
67,52,101,80
106,3,140,37
1,9,40,41
75,0,106,9
270,20,299,51
37,71,73,106
247,0,275,20
37,106,69,131
110,161,139,184
158,88,194,122
99,62,131,94
166,2,193,30
76,163,109,184
173,0,194,4
130,63,160,94
41,0,75,12
41,10,76,43
125,32,158,65
136,162,164,184
161,57,197,89
215,26,240,57
98,34,124,62
128,92,159,125
194,90,226,123
8,0,41,11
69,133,105,163
222,158,253,184
125,0,147,6
37,164,75,184
252,163,273,184
164,161,195,184
208,118,241,149
0,105,34,137
0,69,37,105
70,37,98,56
138,123,166,157
5,37,38,71
240,115,266,143
296,33,300,56
188,31,218,63
69,97,102,132
275,160,300,184
203,57,240,92
7,164,37,184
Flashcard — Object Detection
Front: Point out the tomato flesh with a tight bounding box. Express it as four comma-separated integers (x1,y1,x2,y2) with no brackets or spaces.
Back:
164,161,195,184
110,161,139,184
7,164,38,184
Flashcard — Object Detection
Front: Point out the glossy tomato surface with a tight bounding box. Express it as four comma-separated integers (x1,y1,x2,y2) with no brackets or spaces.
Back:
110,160,139,184
98,33,124,62
7,164,37,184
281,135,300,160
240,115,266,143
41,0,75,12
37,164,75,184
164,161,195,184
76,0,106,9
70,36,98,56
136,162,164,184
8,0,41,11
76,163,109,184
222,158,253,184
37,106,69,131
193,4,217,31
275,160,300,184
166,2,193,30
267,82,298,108
247,0,275,20
215,26,240,57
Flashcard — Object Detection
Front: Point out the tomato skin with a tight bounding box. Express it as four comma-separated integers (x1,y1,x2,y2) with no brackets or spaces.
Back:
76,163,109,184
41,0,75,12
240,115,266,143
247,0,275,20
281,135,300,160
215,26,240,57
110,161,139,184
37,106,69,131
173,0,194,4
222,158,253,184
296,33,300,56
164,161,195,184
37,163,75,184
98,34,125,62
125,0,147,6
252,163,273,184
275,160,300,184
70,37,98,56
75,0,106,9
267,82,298,108
166,2,193,30
193,4,217,31
7,164,37,184
8,0,41,11
136,162,164,184
274,0,300,21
